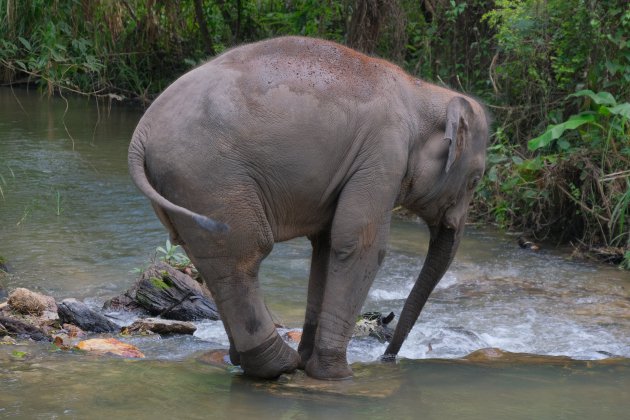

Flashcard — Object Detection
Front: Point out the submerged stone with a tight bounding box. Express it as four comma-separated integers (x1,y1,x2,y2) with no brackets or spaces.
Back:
197,349,232,368
462,348,575,365
75,338,145,358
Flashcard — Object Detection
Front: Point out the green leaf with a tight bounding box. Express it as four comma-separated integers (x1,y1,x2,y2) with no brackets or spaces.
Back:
486,166,498,182
528,114,596,151
608,103,630,119
569,90,617,106
11,350,27,359
557,139,571,151
18,37,32,51
519,156,544,172
15,60,27,71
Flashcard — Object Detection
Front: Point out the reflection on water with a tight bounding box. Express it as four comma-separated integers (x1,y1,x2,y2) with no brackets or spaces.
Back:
0,89,164,299
1,88,629,418
1,350,629,419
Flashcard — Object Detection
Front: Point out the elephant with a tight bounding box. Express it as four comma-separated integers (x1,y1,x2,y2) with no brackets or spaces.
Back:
128,36,489,380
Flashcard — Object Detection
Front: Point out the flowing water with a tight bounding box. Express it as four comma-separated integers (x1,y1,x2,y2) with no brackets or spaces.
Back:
1,88,629,418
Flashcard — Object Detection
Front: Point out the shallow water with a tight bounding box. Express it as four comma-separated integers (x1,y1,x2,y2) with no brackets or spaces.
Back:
1,88,629,418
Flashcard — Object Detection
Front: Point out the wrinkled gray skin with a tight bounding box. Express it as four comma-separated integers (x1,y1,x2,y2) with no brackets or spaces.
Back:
129,37,489,380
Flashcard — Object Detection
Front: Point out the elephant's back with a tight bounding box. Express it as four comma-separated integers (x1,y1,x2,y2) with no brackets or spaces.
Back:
141,37,411,144
212,36,411,103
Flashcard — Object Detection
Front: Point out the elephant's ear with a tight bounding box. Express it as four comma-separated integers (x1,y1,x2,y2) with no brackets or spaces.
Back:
444,97,473,173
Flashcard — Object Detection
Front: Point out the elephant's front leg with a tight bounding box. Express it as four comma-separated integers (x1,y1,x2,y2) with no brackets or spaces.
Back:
305,184,393,380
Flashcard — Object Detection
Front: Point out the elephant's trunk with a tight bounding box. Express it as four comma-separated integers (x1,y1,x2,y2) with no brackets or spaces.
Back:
384,221,463,357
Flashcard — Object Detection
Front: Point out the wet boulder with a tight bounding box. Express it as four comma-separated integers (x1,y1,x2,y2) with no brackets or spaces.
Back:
353,312,395,343
131,262,219,321
57,298,119,333
127,318,197,335
0,315,50,341
102,292,144,313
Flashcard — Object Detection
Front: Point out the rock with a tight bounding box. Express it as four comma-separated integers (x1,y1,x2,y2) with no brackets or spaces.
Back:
57,298,119,333
7,288,57,317
52,333,75,350
518,236,540,251
1,335,17,345
353,312,395,343
463,348,574,365
284,330,303,343
197,349,232,368
132,262,219,321
75,338,145,358
127,318,197,335
0,315,50,341
102,293,144,313
62,323,87,338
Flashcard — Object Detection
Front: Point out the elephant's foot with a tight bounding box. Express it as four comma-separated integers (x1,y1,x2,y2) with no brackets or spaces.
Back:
228,346,241,366
304,348,352,380
297,347,312,370
239,334,299,379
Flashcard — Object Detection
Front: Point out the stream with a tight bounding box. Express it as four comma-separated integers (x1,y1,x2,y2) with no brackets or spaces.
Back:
1,88,629,419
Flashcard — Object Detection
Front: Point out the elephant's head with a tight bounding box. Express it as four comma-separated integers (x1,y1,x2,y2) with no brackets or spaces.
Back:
386,96,489,357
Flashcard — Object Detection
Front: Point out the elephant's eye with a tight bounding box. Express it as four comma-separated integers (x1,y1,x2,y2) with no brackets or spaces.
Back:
469,176,481,190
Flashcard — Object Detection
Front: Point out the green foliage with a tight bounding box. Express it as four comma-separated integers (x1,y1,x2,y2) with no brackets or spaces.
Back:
480,90,629,257
483,0,630,139
255,0,346,40
0,1,348,99
156,240,191,269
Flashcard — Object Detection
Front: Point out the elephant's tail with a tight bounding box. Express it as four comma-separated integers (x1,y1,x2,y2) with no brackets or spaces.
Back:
128,125,229,233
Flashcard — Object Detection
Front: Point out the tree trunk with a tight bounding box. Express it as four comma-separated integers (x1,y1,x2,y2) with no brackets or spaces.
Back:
347,0,389,54
193,0,215,56
346,0,406,61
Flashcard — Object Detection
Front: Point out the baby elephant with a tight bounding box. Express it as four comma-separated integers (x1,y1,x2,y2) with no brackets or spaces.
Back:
129,36,489,380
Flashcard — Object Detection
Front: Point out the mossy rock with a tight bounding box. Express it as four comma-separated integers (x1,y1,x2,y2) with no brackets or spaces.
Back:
149,276,172,290
134,262,219,321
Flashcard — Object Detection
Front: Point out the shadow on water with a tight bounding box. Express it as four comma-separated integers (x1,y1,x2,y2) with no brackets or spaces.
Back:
1,88,630,418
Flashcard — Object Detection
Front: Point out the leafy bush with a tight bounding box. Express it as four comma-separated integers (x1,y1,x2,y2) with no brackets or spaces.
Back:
479,90,629,263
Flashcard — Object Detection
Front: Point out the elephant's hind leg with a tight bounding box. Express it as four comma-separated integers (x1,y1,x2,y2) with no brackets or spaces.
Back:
175,206,299,379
